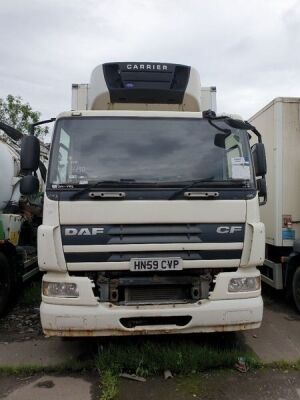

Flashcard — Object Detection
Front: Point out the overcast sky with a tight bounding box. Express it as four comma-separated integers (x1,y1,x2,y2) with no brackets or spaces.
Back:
1,0,300,123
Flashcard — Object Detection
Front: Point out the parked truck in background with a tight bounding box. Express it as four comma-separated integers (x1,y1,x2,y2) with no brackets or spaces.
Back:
0,122,47,314
20,62,267,336
249,97,300,312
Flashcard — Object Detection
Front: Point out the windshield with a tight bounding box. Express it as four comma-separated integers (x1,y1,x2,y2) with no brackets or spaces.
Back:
48,117,254,187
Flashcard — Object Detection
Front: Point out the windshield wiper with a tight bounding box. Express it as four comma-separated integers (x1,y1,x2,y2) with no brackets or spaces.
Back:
169,178,248,200
69,180,135,199
69,178,176,199
57,178,173,200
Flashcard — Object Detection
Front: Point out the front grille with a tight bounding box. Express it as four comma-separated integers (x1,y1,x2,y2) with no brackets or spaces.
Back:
61,223,245,246
62,223,245,268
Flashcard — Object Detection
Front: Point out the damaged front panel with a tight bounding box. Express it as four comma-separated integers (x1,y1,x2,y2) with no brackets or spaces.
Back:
71,268,234,306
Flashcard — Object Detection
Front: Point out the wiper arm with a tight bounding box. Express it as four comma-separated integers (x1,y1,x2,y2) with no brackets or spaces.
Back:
70,180,133,200
169,179,248,200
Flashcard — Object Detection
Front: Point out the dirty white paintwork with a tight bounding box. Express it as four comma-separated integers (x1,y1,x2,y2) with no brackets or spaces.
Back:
39,64,264,336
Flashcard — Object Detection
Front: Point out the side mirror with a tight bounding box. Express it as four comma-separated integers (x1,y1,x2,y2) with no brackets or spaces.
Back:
214,132,231,148
251,143,267,176
214,133,226,148
21,135,40,172
20,175,40,195
257,177,267,206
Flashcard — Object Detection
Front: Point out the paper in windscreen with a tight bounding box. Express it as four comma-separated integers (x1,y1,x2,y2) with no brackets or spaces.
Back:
231,157,251,180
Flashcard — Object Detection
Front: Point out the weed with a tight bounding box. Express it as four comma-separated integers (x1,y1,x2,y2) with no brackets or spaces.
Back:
95,335,260,377
99,370,118,400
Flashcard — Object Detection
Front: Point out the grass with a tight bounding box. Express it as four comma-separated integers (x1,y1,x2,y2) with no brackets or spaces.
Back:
95,335,260,377
0,334,258,400
95,334,260,399
99,370,119,400
0,341,299,400
1,331,299,400
0,360,93,376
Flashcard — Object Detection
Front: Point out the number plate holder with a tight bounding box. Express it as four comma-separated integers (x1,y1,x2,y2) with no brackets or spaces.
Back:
129,258,183,272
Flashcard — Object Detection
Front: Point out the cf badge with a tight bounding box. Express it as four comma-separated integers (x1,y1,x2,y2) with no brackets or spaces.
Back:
216,226,242,234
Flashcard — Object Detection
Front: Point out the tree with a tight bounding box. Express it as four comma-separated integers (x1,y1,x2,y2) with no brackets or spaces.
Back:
0,94,48,137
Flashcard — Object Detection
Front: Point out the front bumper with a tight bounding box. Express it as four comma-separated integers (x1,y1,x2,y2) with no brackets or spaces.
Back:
40,295,263,336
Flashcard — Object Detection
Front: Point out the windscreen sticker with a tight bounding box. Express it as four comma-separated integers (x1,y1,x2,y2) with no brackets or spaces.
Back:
70,160,86,174
231,156,250,166
231,157,251,180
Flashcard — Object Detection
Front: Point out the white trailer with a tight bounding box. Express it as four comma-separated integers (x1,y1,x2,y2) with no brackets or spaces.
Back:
21,62,266,336
249,97,300,311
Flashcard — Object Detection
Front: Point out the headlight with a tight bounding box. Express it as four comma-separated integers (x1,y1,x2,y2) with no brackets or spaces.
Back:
228,276,261,292
42,282,79,298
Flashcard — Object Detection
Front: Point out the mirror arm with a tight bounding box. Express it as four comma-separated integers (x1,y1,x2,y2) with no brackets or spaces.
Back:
258,175,267,206
202,111,263,143
207,118,231,134
30,118,56,135
259,193,267,206
249,126,262,143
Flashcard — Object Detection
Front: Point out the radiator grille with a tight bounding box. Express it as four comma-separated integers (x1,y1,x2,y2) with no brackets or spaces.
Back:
61,223,245,246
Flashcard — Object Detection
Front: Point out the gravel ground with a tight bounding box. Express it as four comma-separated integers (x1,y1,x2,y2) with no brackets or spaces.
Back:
0,281,43,343
0,370,300,400
0,304,42,343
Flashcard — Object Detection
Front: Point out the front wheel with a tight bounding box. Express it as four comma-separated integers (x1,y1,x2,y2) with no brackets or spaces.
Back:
292,266,300,313
0,253,12,315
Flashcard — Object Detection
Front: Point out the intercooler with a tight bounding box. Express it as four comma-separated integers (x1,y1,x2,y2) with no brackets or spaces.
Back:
124,285,190,305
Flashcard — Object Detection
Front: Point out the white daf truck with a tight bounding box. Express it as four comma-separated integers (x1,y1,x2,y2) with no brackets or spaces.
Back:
20,62,267,336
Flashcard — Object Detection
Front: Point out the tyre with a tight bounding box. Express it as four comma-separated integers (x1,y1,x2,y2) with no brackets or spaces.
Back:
292,266,300,313
0,253,12,315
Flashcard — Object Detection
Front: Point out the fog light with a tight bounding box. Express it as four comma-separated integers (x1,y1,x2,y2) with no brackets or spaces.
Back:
42,282,79,298
228,276,260,292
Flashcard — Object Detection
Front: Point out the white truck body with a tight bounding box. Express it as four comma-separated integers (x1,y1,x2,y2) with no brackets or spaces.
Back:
249,98,300,247
39,62,264,336
249,98,300,306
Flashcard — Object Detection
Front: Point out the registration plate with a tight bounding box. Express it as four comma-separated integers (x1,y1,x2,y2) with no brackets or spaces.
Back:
130,258,183,271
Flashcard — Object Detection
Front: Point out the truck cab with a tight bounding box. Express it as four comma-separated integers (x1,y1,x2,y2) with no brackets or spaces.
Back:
22,62,266,336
